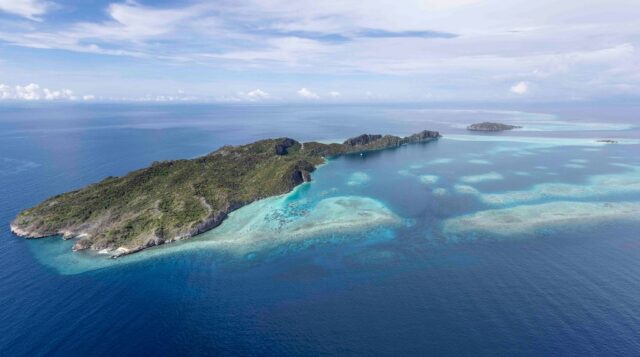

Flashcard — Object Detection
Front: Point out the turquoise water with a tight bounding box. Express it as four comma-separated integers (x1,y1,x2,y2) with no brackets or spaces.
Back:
1,103,640,355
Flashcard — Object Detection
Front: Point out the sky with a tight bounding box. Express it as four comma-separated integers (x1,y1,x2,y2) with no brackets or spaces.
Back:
0,0,638,103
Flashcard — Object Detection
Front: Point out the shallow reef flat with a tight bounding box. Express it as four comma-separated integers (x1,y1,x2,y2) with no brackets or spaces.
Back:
201,194,402,251
347,172,371,186
445,135,640,146
426,158,454,165
468,159,491,165
419,175,439,185
460,172,504,184
465,164,640,206
31,190,403,274
24,134,640,275
443,201,640,237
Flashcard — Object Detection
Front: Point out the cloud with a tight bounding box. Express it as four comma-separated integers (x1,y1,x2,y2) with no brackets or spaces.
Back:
0,84,12,99
0,0,638,101
0,83,80,101
82,95,96,101
72,1,205,41
356,29,457,39
510,81,528,95
297,87,320,99
246,89,270,100
0,0,52,21
202,37,330,65
329,91,341,97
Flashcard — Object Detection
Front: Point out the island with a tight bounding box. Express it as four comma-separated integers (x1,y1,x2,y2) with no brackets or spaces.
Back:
467,122,522,132
11,130,440,257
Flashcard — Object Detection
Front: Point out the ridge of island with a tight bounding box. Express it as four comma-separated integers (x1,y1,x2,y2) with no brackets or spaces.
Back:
11,130,440,257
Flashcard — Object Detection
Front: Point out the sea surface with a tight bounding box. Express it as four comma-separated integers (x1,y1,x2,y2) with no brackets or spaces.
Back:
1,103,639,356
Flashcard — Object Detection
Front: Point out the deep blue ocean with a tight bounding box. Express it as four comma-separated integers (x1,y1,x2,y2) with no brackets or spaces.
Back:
1,103,640,356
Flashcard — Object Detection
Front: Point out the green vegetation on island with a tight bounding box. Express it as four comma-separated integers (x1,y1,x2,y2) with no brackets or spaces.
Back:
10,130,440,257
467,122,522,132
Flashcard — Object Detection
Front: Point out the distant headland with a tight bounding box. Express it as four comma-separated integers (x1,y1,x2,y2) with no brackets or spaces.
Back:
11,130,440,258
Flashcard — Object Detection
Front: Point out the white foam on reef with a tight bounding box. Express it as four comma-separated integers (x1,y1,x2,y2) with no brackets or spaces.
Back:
419,175,439,185
513,171,531,176
443,201,640,237
32,190,402,275
471,165,640,206
460,172,504,184
468,159,491,165
347,172,371,186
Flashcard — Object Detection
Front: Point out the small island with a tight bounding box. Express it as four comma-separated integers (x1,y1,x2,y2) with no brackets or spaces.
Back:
467,122,522,132
11,130,440,257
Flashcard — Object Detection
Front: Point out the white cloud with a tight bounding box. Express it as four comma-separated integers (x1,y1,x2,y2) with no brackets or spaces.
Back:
0,83,82,101
73,1,206,41
44,88,76,100
0,0,638,101
203,37,330,65
510,81,529,95
0,84,12,99
83,95,96,101
0,0,52,21
297,87,320,99
247,88,270,100
329,91,341,97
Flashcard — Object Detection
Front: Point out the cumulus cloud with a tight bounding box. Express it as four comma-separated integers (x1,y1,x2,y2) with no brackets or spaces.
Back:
0,83,82,101
246,89,270,100
329,91,341,97
297,87,320,99
510,81,529,95
0,0,52,21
